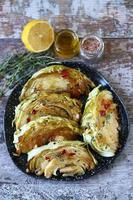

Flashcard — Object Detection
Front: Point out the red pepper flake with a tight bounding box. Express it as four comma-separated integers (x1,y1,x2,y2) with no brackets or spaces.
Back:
69,152,76,156
100,110,106,116
102,99,112,110
60,70,69,78
45,156,50,161
104,103,111,110
27,117,31,123
61,149,67,155
32,109,37,114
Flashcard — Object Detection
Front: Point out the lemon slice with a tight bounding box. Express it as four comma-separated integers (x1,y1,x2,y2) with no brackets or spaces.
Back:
21,20,54,53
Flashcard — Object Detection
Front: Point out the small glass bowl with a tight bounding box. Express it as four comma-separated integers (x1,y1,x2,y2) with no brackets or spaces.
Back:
54,29,80,59
80,35,104,60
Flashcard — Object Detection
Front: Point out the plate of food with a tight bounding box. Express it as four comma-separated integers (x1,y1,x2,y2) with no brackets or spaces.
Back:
4,61,129,180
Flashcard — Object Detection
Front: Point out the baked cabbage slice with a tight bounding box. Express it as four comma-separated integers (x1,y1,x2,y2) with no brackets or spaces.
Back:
14,92,82,129
27,141,97,178
81,85,119,157
13,116,80,154
20,65,95,100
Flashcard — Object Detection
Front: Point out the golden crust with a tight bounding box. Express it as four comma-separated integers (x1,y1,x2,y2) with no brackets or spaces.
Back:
20,65,95,100
14,116,80,154
27,141,97,178
14,92,82,129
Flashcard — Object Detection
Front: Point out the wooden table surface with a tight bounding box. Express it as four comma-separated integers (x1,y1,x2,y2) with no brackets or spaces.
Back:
0,1,133,200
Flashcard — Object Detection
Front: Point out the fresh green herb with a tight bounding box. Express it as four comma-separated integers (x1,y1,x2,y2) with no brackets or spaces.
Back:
0,88,4,97
106,114,111,121
0,50,55,97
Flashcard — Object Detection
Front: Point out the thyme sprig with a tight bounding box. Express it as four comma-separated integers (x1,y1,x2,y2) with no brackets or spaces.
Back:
0,50,55,97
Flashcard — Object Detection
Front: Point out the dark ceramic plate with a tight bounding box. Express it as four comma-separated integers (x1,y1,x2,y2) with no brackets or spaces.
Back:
4,61,129,180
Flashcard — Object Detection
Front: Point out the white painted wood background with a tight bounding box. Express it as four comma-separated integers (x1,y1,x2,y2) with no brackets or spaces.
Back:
0,1,133,200
0,0,133,38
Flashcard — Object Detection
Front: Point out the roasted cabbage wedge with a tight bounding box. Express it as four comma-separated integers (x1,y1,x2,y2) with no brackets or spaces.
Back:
13,116,80,154
27,141,97,178
20,65,95,100
81,85,119,157
14,92,82,129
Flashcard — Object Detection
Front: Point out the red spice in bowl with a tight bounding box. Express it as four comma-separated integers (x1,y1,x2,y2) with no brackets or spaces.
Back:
82,38,100,53
80,35,104,60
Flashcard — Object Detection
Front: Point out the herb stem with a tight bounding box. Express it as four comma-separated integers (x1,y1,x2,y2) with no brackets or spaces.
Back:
0,50,55,97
